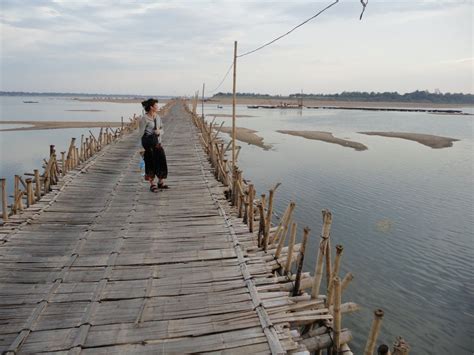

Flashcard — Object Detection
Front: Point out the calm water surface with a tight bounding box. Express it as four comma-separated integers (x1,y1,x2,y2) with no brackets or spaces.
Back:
206,103,473,354
0,97,472,354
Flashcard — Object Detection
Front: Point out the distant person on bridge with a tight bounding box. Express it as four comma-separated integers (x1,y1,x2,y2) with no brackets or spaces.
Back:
139,98,168,192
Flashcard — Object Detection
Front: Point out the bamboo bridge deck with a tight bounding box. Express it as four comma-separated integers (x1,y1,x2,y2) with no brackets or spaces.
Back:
0,102,311,354
0,100,402,354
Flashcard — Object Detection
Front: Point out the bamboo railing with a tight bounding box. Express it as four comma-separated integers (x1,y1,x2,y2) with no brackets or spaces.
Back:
185,97,410,354
0,115,140,225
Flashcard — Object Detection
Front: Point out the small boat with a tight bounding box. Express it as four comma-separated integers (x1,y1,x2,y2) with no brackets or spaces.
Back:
217,105,223,109
23,101,39,103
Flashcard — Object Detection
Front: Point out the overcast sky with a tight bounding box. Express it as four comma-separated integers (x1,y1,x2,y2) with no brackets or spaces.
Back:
1,0,472,96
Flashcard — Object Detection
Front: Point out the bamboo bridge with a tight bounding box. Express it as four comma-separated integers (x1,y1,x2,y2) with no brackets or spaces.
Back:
0,100,409,354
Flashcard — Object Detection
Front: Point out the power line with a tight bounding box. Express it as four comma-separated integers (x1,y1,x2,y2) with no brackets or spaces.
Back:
209,61,234,93
237,0,340,58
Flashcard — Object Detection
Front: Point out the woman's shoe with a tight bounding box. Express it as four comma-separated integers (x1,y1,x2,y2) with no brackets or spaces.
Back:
149,184,159,192
158,183,169,189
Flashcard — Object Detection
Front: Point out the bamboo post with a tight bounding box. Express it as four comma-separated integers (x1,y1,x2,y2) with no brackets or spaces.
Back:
263,188,275,250
34,169,41,200
325,239,332,291
83,134,87,159
292,227,310,296
341,272,354,292
257,199,266,247
248,184,254,232
364,309,384,355
49,144,55,156
13,175,19,213
232,40,237,173
333,277,342,353
1,178,7,222
61,152,66,176
273,202,296,247
311,209,333,299
66,138,76,170
275,202,296,259
26,178,34,207
75,147,79,167
121,116,124,131
284,222,297,273
327,244,344,307
270,203,290,245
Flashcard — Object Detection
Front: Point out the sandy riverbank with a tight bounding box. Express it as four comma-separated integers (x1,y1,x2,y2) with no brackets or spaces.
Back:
277,130,368,151
72,96,472,110
359,132,459,148
0,120,122,132
218,127,272,150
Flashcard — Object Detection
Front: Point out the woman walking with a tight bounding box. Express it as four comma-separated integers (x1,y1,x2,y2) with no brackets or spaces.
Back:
139,98,168,192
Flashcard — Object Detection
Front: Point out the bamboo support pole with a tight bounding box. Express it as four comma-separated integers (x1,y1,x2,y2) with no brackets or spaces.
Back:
13,175,19,213
80,135,84,161
364,309,384,355
257,200,266,248
301,329,352,352
284,222,297,273
273,202,296,248
66,138,76,170
327,244,344,307
1,179,7,222
75,147,79,167
270,204,290,245
263,188,275,250
341,272,354,292
61,152,66,176
333,277,342,353
325,239,332,291
311,209,333,299
275,202,296,259
292,227,310,297
248,184,254,232
34,169,41,200
26,178,34,207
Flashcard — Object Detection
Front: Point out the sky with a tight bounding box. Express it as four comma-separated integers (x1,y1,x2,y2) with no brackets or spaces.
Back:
0,0,472,96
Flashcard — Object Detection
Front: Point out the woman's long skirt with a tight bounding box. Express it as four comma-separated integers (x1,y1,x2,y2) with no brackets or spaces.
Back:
142,140,168,181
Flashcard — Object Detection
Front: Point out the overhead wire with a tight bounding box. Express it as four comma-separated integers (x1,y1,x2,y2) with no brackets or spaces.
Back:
208,0,369,93
237,0,340,58
209,61,234,93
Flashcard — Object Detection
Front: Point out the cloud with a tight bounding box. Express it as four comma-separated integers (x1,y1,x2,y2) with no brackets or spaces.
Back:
1,0,472,94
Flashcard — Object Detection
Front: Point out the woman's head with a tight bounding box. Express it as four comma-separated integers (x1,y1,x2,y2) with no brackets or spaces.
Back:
141,98,159,113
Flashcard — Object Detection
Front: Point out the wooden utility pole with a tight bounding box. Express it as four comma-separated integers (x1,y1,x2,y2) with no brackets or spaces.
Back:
202,83,205,118
232,41,237,173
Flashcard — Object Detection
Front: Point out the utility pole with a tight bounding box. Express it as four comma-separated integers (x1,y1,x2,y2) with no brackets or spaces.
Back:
232,41,237,172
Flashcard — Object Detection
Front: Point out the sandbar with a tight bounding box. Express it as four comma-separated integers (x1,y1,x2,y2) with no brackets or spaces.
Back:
0,120,122,132
277,130,368,151
358,132,459,149
217,126,272,150
208,114,254,118
65,109,103,112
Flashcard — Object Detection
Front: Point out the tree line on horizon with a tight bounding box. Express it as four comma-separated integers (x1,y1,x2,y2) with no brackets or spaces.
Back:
214,90,474,104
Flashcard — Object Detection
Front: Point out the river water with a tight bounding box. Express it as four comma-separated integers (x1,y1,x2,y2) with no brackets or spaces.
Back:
0,97,472,354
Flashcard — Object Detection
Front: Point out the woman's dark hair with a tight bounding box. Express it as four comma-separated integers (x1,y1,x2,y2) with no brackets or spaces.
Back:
141,98,158,113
